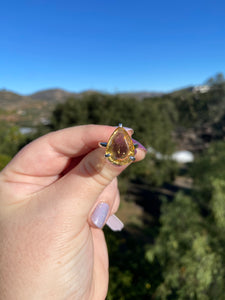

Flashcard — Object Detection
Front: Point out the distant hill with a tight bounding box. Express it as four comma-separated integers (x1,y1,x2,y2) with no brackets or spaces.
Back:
0,90,31,109
1,84,223,154
0,89,55,126
0,88,164,109
0,88,164,127
30,88,78,102
30,89,164,102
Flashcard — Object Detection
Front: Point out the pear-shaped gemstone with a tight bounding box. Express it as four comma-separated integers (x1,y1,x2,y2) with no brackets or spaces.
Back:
105,127,135,165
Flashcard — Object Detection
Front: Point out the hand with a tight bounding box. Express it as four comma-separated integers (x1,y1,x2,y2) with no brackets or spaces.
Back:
0,125,146,300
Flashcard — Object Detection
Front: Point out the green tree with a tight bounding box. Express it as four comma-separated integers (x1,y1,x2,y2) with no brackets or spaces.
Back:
206,73,225,86
146,142,225,299
0,121,25,170
191,141,225,205
0,154,11,170
146,192,225,300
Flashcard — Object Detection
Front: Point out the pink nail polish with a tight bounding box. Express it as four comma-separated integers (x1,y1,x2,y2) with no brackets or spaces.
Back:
106,214,124,231
124,127,134,133
91,202,109,228
132,138,147,152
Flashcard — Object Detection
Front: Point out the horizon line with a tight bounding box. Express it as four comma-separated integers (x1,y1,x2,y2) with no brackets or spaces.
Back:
0,84,197,96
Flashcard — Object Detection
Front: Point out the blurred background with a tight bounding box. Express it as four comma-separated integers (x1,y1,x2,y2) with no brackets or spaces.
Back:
1,0,225,299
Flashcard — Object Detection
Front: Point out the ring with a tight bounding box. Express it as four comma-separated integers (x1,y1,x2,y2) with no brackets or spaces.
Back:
99,123,138,166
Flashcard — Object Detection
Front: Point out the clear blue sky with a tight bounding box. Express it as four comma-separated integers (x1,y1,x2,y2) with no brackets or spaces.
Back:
1,0,225,94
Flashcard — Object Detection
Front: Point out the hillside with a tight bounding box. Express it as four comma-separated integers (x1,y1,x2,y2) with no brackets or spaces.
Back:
30,88,78,102
0,90,30,109
0,88,164,127
1,84,224,149
0,88,164,106
0,89,52,126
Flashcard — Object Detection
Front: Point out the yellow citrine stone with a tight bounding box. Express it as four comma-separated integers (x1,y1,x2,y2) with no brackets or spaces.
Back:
105,126,135,165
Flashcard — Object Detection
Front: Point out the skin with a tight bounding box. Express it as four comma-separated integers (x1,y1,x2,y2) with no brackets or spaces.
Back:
0,125,146,300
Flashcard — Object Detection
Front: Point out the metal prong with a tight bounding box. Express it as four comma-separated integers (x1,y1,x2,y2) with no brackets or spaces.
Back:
134,143,139,148
118,123,123,127
105,153,111,157
129,156,135,161
99,142,107,147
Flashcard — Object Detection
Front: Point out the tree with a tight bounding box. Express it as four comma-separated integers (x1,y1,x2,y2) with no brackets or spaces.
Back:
191,141,225,205
146,191,225,299
145,142,225,299
0,121,25,170
206,73,225,86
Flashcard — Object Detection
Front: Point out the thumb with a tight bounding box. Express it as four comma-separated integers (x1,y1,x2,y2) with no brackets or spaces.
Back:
45,145,145,231
44,147,129,230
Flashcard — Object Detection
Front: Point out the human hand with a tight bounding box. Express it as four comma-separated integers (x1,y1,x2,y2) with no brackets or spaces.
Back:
0,125,146,300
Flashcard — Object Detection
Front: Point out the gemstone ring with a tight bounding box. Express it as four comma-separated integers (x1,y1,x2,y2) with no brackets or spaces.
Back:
99,123,138,166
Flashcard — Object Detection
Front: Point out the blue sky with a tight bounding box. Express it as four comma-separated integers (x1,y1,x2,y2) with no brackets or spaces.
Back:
1,0,225,94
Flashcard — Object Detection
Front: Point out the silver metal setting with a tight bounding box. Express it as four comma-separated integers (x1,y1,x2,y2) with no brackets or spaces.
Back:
100,142,107,147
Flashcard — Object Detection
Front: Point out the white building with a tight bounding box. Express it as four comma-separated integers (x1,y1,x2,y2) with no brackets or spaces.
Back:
148,147,194,163
193,85,210,93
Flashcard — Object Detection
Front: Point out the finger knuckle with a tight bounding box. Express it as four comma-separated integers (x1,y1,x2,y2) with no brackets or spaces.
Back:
82,158,112,188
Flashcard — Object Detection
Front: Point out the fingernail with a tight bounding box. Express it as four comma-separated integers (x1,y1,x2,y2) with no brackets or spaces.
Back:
91,202,109,228
132,138,147,152
124,127,134,133
106,214,124,231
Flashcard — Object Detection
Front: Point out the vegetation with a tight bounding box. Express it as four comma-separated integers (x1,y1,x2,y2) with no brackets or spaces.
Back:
0,121,25,169
49,93,178,185
1,73,225,299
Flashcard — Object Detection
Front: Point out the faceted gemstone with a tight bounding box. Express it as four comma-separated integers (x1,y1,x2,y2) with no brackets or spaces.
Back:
105,126,135,165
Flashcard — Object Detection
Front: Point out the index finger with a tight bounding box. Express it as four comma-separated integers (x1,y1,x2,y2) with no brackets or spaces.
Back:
2,125,118,178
